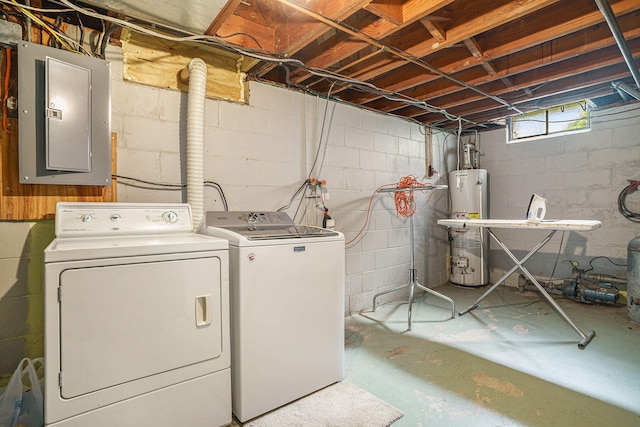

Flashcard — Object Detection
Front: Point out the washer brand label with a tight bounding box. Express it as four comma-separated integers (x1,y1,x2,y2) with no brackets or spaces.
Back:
294,246,306,253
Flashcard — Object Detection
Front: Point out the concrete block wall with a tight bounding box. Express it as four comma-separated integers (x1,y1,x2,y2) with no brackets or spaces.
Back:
0,45,456,381
107,44,454,316
0,221,53,382
480,104,640,285
113,91,452,314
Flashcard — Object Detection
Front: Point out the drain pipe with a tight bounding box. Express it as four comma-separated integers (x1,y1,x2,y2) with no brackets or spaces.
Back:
594,0,640,89
180,58,207,231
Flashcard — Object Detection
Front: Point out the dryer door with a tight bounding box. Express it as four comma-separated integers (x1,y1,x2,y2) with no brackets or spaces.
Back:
58,256,223,398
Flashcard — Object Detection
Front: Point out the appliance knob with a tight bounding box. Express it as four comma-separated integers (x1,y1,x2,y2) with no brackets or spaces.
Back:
81,214,93,222
163,210,179,224
110,214,121,222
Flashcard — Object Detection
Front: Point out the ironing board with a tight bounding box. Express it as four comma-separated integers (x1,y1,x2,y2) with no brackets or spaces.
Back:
372,185,455,330
437,218,602,349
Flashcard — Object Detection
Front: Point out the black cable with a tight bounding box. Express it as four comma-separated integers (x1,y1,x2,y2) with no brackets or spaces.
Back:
113,174,228,211
277,180,309,212
618,181,640,223
75,12,85,48
100,23,120,59
216,32,263,50
204,180,228,211
545,231,565,284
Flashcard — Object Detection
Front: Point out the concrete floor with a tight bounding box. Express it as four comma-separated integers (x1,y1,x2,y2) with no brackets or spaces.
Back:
344,282,640,427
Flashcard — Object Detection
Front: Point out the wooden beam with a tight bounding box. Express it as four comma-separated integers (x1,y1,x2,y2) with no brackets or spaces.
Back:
462,38,496,75
331,1,640,108
274,0,376,54
421,18,446,43
205,0,244,35
215,13,276,52
269,0,455,78
364,0,404,25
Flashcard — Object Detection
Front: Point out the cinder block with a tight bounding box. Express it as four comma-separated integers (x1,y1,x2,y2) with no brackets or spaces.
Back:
375,133,399,154
345,251,376,275
360,150,387,171
345,127,374,150
362,269,389,292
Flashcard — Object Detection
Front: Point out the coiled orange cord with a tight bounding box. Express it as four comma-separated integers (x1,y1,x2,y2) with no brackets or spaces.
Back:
346,173,440,246
394,175,421,217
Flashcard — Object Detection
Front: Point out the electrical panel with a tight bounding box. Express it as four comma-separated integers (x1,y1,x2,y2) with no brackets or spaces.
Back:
18,41,111,186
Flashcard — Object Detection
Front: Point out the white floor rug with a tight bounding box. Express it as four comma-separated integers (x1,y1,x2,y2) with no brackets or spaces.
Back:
238,381,403,427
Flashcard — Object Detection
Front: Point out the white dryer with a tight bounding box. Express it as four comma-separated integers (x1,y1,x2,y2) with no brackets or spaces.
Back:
44,203,231,427
200,211,345,423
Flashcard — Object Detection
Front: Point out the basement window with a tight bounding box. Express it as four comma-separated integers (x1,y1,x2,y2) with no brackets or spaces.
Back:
508,100,590,142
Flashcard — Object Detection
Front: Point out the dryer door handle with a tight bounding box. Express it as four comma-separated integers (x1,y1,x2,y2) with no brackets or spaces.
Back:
195,295,212,327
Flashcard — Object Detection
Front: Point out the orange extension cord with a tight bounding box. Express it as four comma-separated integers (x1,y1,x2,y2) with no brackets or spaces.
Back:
393,174,421,217
345,174,440,246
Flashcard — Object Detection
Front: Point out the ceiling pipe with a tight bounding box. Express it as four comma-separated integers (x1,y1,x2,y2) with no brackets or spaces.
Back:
612,81,640,101
594,0,640,89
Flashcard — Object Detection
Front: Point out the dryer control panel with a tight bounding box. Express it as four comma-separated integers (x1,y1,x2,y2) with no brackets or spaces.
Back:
54,202,194,238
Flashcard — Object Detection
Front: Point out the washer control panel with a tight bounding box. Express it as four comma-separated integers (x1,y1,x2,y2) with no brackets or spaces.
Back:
54,203,193,238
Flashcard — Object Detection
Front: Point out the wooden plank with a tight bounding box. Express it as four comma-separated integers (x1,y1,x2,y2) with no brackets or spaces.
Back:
0,127,117,220
215,13,276,51
205,0,245,36
364,0,405,25
334,0,561,85
286,0,455,81
463,38,499,77
121,29,250,104
334,2,640,108
421,19,446,43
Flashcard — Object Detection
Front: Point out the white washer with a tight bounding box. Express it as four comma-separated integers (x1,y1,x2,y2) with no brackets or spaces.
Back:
44,203,231,427
200,211,345,423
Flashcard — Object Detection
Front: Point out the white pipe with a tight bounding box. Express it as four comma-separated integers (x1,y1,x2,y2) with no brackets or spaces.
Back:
183,58,207,230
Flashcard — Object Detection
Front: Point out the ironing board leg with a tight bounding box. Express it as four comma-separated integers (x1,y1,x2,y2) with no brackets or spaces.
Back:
460,229,556,315
466,228,596,349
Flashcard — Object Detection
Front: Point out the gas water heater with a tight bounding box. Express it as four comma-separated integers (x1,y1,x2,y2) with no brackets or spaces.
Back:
449,168,489,286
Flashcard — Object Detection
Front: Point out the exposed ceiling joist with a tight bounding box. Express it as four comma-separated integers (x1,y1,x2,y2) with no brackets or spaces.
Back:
64,0,640,130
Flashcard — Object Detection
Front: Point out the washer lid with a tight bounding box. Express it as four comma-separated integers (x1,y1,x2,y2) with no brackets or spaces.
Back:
204,211,339,239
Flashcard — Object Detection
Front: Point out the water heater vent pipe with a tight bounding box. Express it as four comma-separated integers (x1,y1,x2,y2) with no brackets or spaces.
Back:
181,58,207,230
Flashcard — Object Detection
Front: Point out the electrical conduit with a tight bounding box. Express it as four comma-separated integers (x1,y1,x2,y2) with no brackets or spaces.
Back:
181,58,207,230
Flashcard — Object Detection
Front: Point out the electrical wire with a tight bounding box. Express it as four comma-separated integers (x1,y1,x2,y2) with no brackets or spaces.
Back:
54,0,476,125
346,175,442,246
2,47,16,135
3,0,93,55
393,175,421,217
345,183,395,246
277,179,309,212
618,180,640,223
8,0,75,52
0,0,73,13
113,174,229,211
99,23,121,58
584,256,628,273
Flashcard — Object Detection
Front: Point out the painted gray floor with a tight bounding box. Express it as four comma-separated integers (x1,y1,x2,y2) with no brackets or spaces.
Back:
344,283,640,427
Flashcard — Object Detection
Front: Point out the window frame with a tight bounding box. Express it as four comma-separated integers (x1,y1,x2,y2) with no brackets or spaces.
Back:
507,101,591,143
